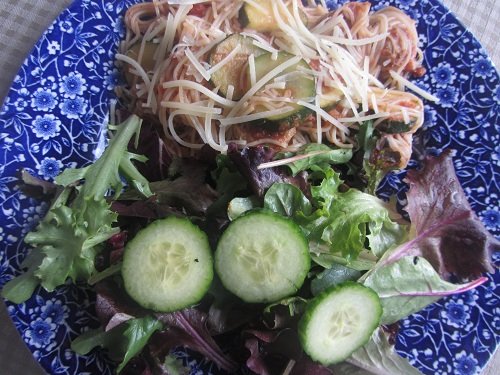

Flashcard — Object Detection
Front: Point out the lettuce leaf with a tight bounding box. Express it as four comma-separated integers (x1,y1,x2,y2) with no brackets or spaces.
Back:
155,309,238,372
304,168,407,260
310,264,362,296
264,182,312,218
71,315,162,373
2,115,152,302
331,328,423,375
278,143,352,176
363,256,488,324
372,151,499,281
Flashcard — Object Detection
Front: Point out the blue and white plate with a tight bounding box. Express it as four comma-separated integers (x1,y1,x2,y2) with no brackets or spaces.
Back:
0,0,498,374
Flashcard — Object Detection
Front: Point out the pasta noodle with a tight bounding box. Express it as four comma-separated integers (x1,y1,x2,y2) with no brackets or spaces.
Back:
117,0,431,168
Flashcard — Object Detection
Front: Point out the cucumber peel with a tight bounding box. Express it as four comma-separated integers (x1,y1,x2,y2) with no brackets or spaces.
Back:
298,282,382,365
215,211,310,303
122,217,213,312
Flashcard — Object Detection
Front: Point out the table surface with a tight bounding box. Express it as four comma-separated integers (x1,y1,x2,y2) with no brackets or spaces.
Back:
0,1,498,374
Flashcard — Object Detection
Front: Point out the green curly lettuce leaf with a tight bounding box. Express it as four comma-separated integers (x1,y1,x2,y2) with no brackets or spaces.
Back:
304,168,408,261
2,115,152,302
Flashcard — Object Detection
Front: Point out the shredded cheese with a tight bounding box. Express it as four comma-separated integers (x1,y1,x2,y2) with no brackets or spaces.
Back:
161,101,223,114
371,93,379,113
390,71,439,102
163,80,236,107
315,95,322,143
220,106,294,126
207,44,242,75
339,112,391,123
252,40,278,55
186,48,211,81
227,55,302,117
226,84,235,101
248,53,257,87
402,108,410,124
258,150,332,170
297,100,350,133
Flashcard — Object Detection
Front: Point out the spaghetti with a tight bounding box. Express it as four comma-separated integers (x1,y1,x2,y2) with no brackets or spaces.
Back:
117,0,431,169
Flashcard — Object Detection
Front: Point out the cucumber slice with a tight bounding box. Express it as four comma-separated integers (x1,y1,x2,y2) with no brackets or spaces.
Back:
298,282,382,365
215,211,310,303
239,0,308,32
122,217,213,312
209,33,264,100
252,52,316,121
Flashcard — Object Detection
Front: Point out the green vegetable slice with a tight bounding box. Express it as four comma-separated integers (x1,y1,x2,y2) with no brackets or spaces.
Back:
298,282,382,365
239,0,308,32
251,52,315,121
209,33,264,99
122,217,213,312
215,211,310,303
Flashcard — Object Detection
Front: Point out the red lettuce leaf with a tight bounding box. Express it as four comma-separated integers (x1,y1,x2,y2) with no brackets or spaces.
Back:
95,280,147,327
382,150,499,280
154,309,238,372
228,144,309,197
243,329,331,375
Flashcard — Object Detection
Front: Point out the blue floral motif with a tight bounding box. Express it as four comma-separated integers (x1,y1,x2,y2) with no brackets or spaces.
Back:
435,86,459,108
31,88,57,112
433,357,452,375
41,299,68,325
25,318,57,349
440,298,471,329
431,62,456,88
481,209,500,229
454,351,479,375
394,0,416,9
59,19,74,34
103,61,122,90
47,41,61,56
473,57,494,78
0,0,498,375
32,114,61,140
59,97,88,119
59,72,87,98
37,157,63,179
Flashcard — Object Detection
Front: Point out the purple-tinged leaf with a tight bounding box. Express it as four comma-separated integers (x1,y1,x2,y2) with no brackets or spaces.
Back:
154,309,237,372
377,150,498,280
228,145,309,197
363,256,488,324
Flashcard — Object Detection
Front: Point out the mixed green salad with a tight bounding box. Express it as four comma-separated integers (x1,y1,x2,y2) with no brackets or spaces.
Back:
2,114,498,375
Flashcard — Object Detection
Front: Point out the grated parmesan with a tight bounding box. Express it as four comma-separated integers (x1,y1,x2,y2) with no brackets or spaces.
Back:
390,71,439,102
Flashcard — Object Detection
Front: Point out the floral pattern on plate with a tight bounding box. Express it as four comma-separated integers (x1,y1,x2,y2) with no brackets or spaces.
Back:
0,0,498,374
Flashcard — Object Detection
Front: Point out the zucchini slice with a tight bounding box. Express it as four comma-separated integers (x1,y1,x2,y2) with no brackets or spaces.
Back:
376,120,415,134
209,33,265,99
124,41,158,85
319,85,343,108
239,0,308,32
251,52,316,121
122,217,213,312
215,211,310,303
298,282,382,365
